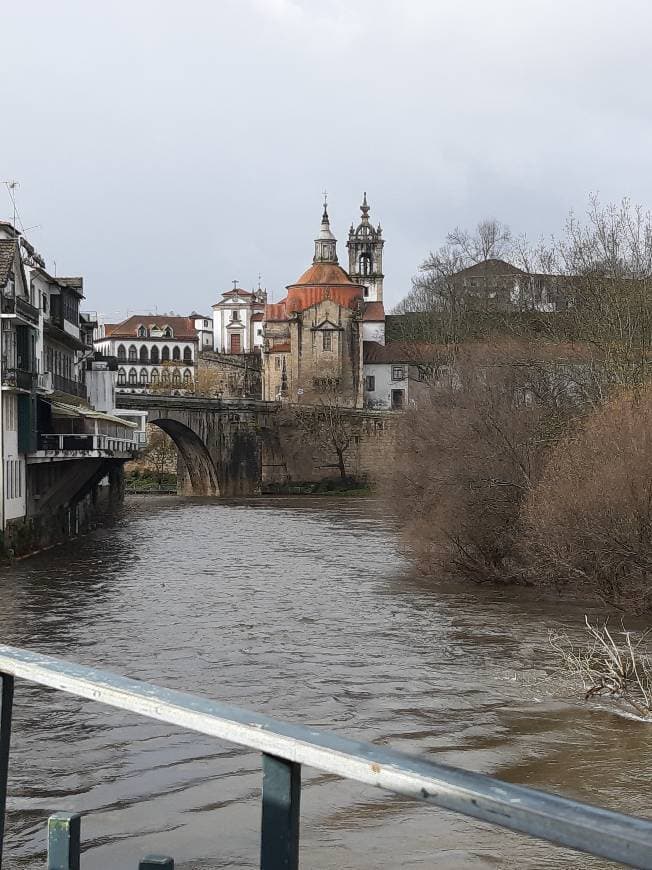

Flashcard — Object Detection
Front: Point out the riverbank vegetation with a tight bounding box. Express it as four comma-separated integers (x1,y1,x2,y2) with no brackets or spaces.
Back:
386,198,652,611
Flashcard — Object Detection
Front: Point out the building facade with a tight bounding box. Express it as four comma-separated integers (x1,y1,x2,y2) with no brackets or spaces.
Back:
94,316,199,394
263,204,366,407
212,286,266,354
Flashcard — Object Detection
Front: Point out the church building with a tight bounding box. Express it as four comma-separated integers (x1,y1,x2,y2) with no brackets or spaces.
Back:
262,195,386,407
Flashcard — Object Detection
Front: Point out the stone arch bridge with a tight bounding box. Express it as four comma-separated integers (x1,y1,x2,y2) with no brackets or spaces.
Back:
117,394,281,496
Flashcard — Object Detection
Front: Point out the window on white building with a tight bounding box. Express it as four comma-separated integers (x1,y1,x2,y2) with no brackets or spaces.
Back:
391,366,405,381
128,368,137,385
117,368,126,385
365,375,375,392
322,331,332,352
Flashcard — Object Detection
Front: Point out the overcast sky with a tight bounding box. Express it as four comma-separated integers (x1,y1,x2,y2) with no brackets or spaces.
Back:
2,0,652,319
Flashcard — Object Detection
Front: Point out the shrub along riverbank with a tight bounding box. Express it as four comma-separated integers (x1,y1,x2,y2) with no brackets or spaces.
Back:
384,198,652,612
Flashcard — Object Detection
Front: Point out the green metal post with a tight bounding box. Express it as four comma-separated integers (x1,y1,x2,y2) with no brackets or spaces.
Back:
47,812,81,870
0,674,14,870
260,753,301,870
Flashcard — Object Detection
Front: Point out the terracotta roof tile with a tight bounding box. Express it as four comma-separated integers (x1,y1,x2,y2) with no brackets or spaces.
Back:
265,301,288,322
0,239,16,288
290,262,359,287
251,312,264,321
364,341,443,364
363,301,385,321
106,315,198,339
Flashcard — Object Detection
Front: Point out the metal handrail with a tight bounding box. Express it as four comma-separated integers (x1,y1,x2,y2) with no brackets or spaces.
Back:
1,644,652,869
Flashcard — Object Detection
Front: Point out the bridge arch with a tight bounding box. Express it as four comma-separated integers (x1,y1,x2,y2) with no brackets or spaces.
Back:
149,417,219,496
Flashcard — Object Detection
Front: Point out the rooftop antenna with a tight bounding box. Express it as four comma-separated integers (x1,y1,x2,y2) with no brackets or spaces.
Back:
3,181,21,232
257,272,262,291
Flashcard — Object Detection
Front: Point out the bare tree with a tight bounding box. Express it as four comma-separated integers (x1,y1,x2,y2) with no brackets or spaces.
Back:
550,617,652,719
142,426,177,485
447,218,512,264
286,392,354,481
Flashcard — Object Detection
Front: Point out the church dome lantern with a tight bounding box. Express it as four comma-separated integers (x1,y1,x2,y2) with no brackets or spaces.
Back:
313,201,338,264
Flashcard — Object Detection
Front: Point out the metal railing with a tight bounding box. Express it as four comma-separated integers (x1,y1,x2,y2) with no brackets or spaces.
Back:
0,294,39,325
1,645,652,869
38,433,137,454
51,373,87,399
1,368,35,391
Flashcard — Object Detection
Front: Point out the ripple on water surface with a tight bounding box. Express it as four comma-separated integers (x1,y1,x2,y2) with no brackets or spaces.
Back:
0,496,649,868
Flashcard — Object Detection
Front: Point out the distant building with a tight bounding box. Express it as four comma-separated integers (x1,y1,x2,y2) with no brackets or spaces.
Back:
94,316,199,393
191,313,214,351
263,203,366,406
212,286,266,354
444,258,566,313
262,196,390,408
363,341,441,410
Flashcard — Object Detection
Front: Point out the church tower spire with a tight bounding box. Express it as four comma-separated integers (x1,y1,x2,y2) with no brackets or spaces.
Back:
347,192,384,301
313,196,338,264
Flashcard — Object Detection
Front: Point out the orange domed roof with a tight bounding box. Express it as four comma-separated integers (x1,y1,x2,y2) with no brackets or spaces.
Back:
290,262,359,288
285,262,363,314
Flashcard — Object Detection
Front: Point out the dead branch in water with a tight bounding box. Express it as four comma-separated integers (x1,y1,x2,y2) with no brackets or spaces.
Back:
550,616,652,719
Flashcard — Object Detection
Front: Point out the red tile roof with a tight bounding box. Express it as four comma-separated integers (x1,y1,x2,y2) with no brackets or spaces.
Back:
364,341,443,364
251,312,264,321
105,315,198,340
290,262,358,287
265,301,288,322
363,301,385,321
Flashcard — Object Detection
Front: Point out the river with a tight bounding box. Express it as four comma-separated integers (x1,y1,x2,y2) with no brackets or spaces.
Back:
0,496,650,869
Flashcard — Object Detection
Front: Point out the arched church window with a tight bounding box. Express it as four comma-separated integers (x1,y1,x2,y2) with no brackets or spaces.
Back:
183,369,192,385
117,368,126,385
117,344,126,362
359,253,372,276
183,346,192,362
128,345,137,362
163,326,173,337
172,368,181,385
151,368,159,384
140,368,148,385
140,345,148,363
161,346,170,362
161,368,170,384
128,368,137,385
150,346,160,364
173,346,181,361
137,325,147,338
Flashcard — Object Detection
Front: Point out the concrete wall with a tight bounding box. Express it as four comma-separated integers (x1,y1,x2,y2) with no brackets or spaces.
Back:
2,461,125,558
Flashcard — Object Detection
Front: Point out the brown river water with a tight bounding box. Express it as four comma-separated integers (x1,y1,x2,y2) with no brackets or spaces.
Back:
0,496,651,869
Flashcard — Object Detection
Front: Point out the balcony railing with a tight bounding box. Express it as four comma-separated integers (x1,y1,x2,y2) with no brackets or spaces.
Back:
51,373,87,399
0,294,39,325
37,433,137,454
1,644,652,869
36,371,53,393
1,369,35,391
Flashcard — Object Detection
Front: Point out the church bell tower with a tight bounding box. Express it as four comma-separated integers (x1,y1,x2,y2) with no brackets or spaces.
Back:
347,192,384,302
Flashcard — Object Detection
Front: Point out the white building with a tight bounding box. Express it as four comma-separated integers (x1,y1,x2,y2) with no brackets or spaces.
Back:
363,341,439,410
94,315,199,393
212,285,266,354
